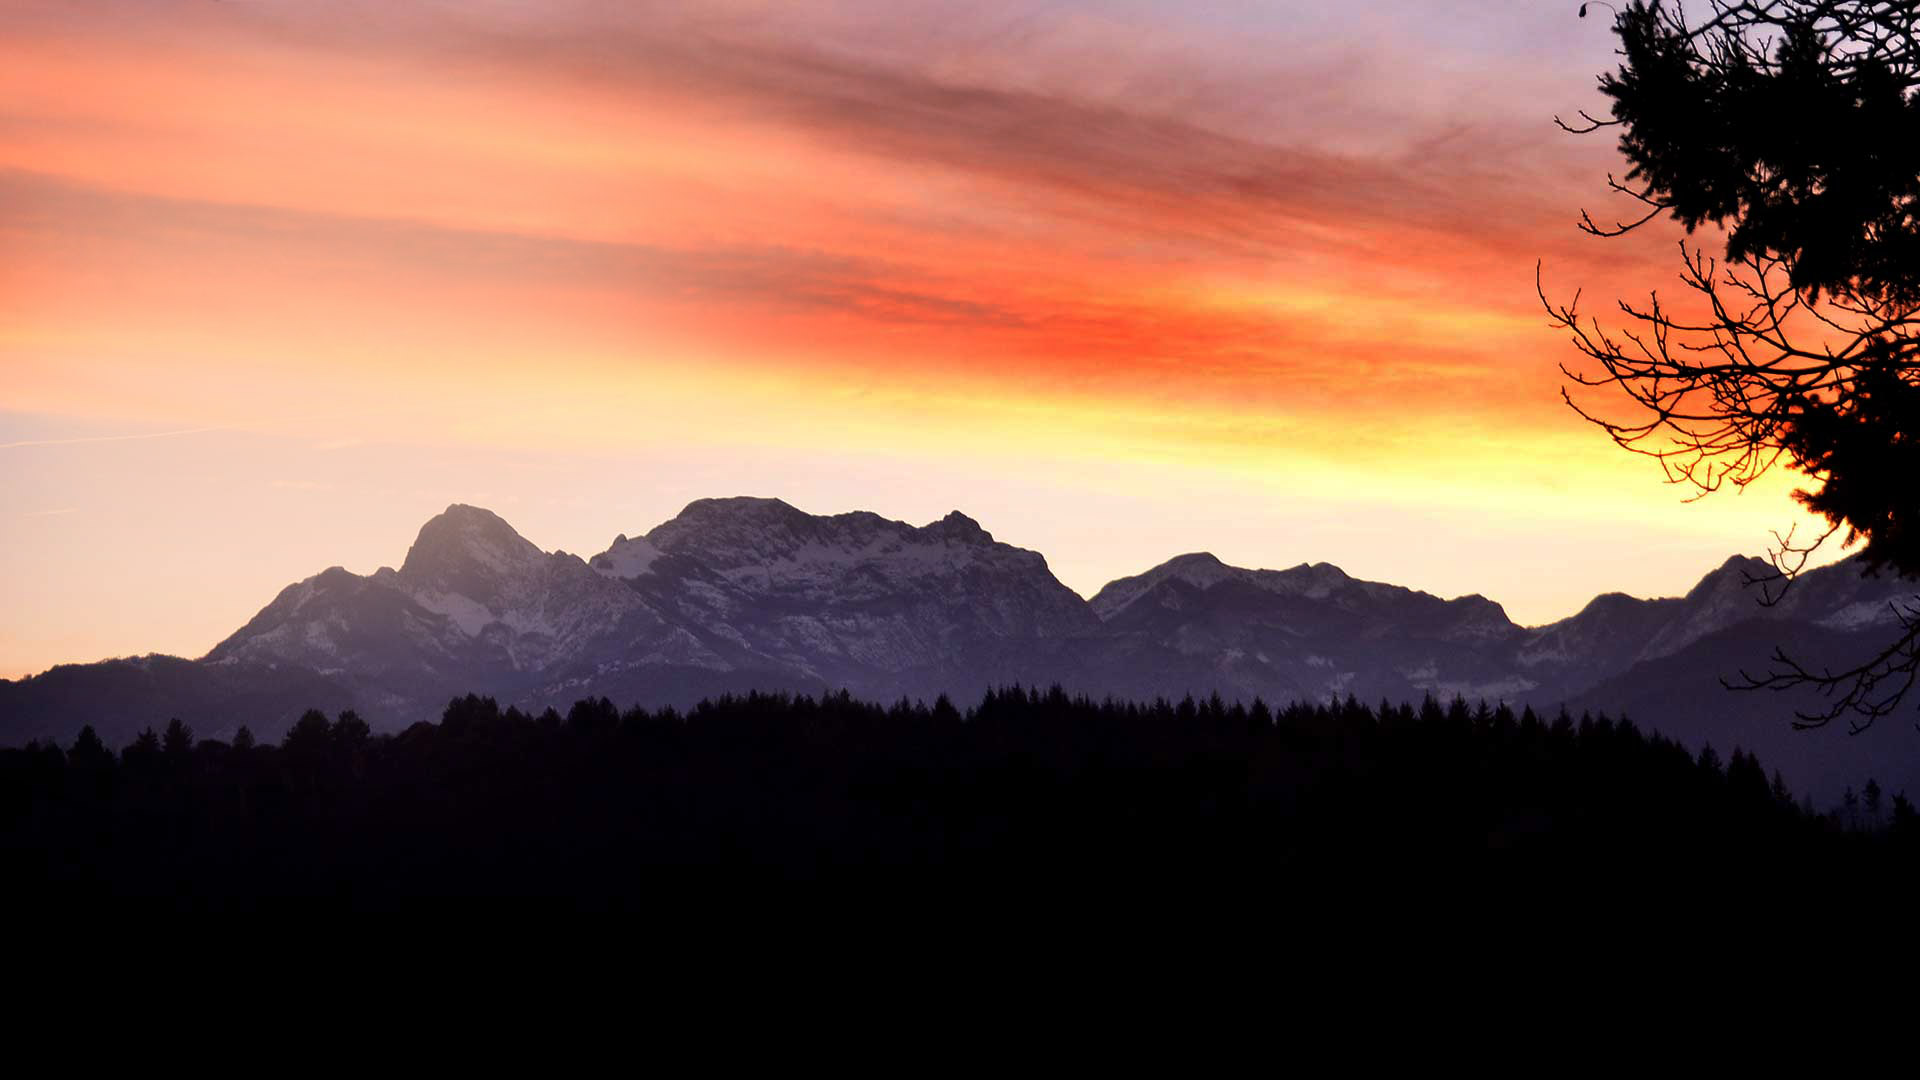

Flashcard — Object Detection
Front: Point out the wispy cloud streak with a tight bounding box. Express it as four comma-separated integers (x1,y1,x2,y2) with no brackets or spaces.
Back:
0,424,249,451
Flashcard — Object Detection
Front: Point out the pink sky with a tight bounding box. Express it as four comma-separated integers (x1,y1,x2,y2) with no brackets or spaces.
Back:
0,1,1835,677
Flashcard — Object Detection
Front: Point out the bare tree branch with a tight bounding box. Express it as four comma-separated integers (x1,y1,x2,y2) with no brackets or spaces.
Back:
1550,0,1920,732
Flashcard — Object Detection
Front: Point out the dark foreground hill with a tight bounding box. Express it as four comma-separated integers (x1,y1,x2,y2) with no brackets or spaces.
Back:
5,498,1919,803
5,688,1912,908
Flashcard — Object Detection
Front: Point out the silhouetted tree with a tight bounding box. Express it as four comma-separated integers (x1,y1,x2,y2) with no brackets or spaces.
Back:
69,726,112,771
1771,768,1794,807
441,694,502,737
123,727,161,768
1728,747,1771,806
566,697,619,735
162,718,194,761
1893,791,1918,839
282,709,333,758
1698,743,1724,778
333,710,370,750
1549,1,1920,731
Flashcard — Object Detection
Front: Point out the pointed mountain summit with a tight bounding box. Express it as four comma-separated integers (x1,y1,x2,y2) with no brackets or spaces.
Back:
400,504,546,593
1640,555,1788,662
1089,552,1238,618
206,503,695,711
926,509,993,543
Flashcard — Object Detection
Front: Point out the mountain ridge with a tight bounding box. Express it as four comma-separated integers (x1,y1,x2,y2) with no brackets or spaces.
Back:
5,497,1917,801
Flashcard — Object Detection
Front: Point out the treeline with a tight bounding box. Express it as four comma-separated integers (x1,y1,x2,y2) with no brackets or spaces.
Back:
4,688,1915,906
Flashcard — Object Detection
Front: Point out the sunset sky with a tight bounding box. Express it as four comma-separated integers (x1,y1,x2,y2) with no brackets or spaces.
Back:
0,0,1839,678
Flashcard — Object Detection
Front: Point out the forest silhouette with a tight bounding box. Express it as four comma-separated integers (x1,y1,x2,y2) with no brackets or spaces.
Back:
5,687,1912,907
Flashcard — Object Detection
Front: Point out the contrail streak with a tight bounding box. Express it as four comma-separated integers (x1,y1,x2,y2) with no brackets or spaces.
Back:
0,420,308,450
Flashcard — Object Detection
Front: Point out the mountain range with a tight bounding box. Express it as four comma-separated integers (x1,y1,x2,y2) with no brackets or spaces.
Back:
5,497,1916,802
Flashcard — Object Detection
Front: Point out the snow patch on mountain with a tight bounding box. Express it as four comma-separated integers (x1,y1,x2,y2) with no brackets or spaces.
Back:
1638,555,1777,661
1088,553,1240,618
1817,597,1908,631
591,535,664,580
412,590,496,637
